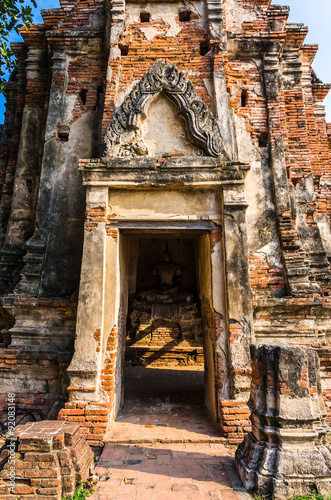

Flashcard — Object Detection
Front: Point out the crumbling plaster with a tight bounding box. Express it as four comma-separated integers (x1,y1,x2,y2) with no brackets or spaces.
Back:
108,189,222,221
125,0,208,37
224,0,259,34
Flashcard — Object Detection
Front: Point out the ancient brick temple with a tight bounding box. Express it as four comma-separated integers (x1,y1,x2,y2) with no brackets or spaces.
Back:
0,0,330,446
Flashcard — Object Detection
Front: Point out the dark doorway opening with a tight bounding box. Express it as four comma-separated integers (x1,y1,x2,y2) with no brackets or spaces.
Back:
126,237,203,368
115,231,220,438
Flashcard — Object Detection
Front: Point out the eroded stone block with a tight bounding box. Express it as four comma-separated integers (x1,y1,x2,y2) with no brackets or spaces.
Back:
0,421,94,500
236,343,331,498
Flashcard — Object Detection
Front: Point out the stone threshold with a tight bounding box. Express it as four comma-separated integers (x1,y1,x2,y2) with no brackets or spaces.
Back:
104,437,226,444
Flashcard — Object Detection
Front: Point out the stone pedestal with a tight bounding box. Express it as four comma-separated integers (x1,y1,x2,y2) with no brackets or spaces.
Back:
236,344,331,498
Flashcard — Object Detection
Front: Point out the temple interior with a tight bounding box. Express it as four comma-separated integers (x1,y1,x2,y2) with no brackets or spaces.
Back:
126,237,202,365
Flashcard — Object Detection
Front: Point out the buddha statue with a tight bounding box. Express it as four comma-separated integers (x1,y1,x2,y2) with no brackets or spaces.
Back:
136,252,194,304
128,250,201,343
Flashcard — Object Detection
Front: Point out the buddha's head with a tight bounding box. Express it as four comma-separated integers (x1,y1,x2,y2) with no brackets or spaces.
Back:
162,252,171,263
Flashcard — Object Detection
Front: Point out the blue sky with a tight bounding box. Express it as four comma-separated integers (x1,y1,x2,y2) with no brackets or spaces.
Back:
0,0,330,121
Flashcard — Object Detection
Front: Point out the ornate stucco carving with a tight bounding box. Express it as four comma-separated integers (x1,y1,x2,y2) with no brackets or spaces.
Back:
104,61,222,158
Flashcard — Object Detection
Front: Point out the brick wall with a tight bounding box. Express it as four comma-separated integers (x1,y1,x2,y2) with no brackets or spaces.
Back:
0,421,93,499
249,254,285,297
126,319,204,367
59,403,111,447
327,123,331,148
0,348,72,420
102,3,213,132
219,401,251,445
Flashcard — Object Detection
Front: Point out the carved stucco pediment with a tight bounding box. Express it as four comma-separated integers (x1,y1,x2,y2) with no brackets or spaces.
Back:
104,61,223,158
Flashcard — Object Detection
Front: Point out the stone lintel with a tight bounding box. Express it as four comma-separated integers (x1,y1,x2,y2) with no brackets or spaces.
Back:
79,158,250,188
106,221,219,232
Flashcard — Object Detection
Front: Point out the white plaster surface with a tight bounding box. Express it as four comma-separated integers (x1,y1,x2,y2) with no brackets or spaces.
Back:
126,0,208,35
245,157,280,259
141,93,198,156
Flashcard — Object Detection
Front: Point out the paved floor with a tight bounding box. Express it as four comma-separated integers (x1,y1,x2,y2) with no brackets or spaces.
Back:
109,366,222,444
90,366,249,500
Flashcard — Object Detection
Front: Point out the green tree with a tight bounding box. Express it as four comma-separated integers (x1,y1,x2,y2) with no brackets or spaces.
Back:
0,0,36,92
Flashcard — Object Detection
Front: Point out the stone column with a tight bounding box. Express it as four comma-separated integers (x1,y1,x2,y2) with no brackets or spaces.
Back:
236,343,331,498
222,179,254,400
15,51,79,297
0,46,27,287
0,80,18,247
206,0,236,161
61,185,119,442
0,38,48,293
66,186,112,403
210,227,231,402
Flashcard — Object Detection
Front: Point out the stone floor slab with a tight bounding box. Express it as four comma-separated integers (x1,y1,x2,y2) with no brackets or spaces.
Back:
90,442,250,500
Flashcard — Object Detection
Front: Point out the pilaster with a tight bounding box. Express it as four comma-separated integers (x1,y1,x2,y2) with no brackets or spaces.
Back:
263,51,323,296
222,179,254,400
66,186,111,405
0,31,48,294
16,52,69,296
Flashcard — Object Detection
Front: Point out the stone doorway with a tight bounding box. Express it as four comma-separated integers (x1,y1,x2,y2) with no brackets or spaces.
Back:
117,231,220,428
64,155,254,443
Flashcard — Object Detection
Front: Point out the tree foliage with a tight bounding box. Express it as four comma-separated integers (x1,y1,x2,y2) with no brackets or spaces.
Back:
0,0,36,92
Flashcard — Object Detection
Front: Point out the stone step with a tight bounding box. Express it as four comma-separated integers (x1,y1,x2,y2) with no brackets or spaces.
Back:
104,437,226,444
